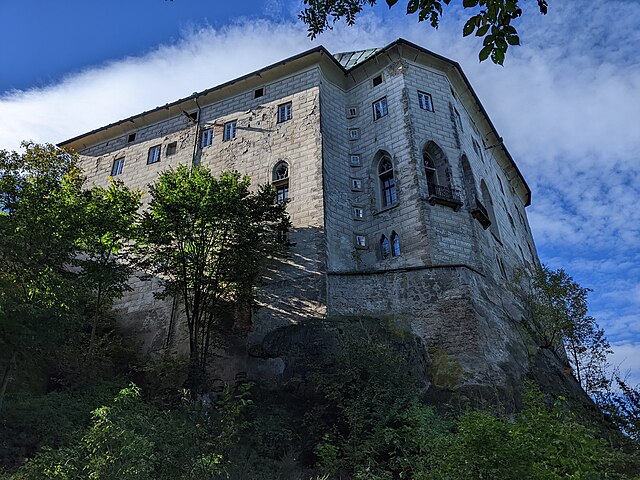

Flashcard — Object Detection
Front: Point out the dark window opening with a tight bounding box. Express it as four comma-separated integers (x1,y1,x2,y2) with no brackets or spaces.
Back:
378,156,397,207
254,87,264,98
127,133,136,143
166,141,177,156
372,75,383,87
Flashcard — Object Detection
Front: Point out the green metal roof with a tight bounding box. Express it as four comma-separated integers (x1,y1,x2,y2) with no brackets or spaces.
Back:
333,48,381,70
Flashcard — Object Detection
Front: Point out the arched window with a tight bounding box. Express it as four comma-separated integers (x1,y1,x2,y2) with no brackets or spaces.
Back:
422,141,461,209
378,156,397,207
272,161,289,204
391,231,401,257
481,180,500,240
424,154,437,187
380,235,391,259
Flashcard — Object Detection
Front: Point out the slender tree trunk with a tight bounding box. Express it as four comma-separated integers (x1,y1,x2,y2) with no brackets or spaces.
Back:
88,283,102,355
0,350,17,413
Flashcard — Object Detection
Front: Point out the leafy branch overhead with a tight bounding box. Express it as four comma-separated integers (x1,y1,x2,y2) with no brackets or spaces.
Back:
299,0,549,65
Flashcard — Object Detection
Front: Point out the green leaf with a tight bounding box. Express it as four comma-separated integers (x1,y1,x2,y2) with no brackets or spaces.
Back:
507,34,520,45
462,0,478,7
463,18,476,36
406,0,419,14
476,24,490,36
479,45,492,62
386,0,399,7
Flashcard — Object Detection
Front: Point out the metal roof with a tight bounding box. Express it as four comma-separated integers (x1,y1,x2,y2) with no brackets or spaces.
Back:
333,48,381,70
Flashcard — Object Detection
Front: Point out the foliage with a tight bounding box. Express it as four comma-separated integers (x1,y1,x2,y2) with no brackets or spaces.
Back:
299,0,549,65
137,165,289,386
75,179,142,354
0,383,118,470
513,265,612,396
12,383,253,480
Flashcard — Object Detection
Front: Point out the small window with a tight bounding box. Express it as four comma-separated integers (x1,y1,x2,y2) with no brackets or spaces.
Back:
346,106,358,118
349,155,361,167
418,91,434,112
351,178,363,191
353,206,364,219
127,133,136,143
111,157,124,176
372,75,383,87
147,145,161,164
273,161,289,181
348,128,360,140
378,156,397,207
380,235,391,259
355,234,367,248
223,121,237,141
277,102,292,123
372,97,388,120
254,87,264,98
201,128,213,148
166,141,177,156
187,111,198,122
391,231,401,257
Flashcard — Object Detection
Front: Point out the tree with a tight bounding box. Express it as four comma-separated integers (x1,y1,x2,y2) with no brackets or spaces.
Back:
513,265,612,396
0,143,86,410
137,166,289,388
299,0,549,65
75,179,142,355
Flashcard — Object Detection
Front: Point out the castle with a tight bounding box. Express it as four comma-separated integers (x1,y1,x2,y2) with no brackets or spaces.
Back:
61,39,544,405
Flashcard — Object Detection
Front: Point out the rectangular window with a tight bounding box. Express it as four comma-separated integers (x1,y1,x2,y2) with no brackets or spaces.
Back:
111,157,124,176
201,128,213,148
223,121,237,141
127,133,136,143
351,178,363,191
349,154,361,167
353,206,364,219
418,91,434,112
254,87,264,98
372,75,383,87
277,102,292,123
346,106,358,118
166,141,177,156
147,145,161,164
276,184,289,204
355,234,367,248
372,97,388,120
348,128,359,140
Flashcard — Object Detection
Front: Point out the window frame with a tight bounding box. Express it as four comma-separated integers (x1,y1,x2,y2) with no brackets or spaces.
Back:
378,156,397,208
147,144,161,165
272,161,290,204
372,97,388,121
277,102,292,123
201,128,213,148
417,91,434,112
349,154,361,167
223,121,237,141
391,231,401,257
348,128,360,140
111,157,124,176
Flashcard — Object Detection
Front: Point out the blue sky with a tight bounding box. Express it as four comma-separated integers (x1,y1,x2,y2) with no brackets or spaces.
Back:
1,0,639,384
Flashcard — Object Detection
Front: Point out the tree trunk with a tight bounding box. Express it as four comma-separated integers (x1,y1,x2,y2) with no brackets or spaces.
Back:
0,350,17,413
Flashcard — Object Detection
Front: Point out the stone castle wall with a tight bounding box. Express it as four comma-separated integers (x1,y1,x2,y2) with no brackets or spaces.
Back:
73,44,544,400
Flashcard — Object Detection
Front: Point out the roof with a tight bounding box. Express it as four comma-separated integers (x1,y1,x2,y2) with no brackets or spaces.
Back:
333,48,381,69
